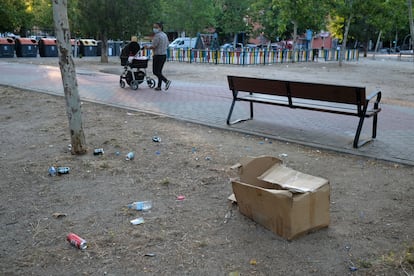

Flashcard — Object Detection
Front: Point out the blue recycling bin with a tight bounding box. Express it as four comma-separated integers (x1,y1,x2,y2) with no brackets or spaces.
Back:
39,38,58,57
0,37,15,57
15,38,38,57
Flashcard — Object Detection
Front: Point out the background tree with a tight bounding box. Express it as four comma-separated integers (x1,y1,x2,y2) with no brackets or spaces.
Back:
271,0,332,48
0,0,33,35
329,0,365,66
409,0,414,49
29,0,54,34
161,0,217,37
52,0,87,155
249,0,282,42
76,0,159,62
214,0,251,43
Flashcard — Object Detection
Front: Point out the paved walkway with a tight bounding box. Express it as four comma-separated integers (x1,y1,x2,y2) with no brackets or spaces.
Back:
1,61,413,166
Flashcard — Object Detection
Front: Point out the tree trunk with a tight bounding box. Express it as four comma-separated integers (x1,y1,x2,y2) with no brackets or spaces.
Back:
52,0,87,155
339,14,352,67
100,32,109,63
372,30,382,60
408,0,414,49
292,20,298,51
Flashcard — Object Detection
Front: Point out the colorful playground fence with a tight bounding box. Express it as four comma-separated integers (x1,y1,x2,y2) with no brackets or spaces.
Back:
158,48,359,65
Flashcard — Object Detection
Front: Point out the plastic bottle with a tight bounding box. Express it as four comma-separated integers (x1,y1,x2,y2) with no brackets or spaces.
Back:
126,152,135,160
128,201,152,211
48,166,57,176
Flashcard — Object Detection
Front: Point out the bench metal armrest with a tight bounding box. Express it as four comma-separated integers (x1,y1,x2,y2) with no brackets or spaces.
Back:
366,90,382,108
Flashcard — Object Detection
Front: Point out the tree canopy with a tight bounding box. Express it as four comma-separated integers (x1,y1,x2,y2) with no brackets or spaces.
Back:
1,0,413,49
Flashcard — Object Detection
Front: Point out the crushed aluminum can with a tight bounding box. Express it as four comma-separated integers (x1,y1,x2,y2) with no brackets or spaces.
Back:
67,233,87,250
93,148,104,155
152,136,161,143
57,167,70,174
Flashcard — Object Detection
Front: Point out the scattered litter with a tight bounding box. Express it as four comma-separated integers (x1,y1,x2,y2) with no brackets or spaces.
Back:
126,152,135,160
48,166,57,176
57,167,70,174
176,195,186,201
115,151,120,156
278,153,288,157
224,210,232,223
130,217,145,225
128,201,152,211
144,253,156,257
349,266,358,272
52,212,67,219
155,151,161,155
152,136,161,142
67,233,87,250
205,156,211,161
227,194,237,203
93,148,104,155
250,259,257,265
49,166,70,176
229,272,240,276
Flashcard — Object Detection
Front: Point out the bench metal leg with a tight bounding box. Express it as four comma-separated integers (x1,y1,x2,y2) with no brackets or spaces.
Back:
354,103,378,148
226,100,254,125
353,116,364,148
226,99,236,125
372,113,378,139
354,116,376,148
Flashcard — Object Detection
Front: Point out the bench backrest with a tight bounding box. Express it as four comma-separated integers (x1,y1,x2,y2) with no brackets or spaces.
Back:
228,75,367,105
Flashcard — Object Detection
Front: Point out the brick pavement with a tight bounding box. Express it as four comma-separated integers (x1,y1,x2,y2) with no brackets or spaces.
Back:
1,61,413,166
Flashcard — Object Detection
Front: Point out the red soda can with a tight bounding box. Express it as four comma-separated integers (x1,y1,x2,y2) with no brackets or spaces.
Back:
67,233,87,250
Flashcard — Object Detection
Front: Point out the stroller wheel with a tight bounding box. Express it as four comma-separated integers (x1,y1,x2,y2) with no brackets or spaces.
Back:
120,80,126,88
148,78,156,88
130,80,139,90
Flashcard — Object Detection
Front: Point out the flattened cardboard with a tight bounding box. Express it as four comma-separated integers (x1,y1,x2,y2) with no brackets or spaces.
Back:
258,164,327,193
231,156,330,240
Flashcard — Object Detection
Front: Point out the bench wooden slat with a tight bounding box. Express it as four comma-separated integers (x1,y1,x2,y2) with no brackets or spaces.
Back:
229,76,290,97
289,82,366,105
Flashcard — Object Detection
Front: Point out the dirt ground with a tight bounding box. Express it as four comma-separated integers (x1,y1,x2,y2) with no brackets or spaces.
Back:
0,55,413,275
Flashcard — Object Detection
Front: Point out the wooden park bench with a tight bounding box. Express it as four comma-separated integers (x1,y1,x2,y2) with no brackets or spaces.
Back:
398,50,414,60
226,75,382,148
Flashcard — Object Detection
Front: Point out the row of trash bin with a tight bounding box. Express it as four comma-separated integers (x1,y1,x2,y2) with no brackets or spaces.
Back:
0,37,124,58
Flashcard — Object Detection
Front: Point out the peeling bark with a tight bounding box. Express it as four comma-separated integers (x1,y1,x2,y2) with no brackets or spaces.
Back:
52,0,87,155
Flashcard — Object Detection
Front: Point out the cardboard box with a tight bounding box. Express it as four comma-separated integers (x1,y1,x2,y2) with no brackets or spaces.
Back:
231,156,330,240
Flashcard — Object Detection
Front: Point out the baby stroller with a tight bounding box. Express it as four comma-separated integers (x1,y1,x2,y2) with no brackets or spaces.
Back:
119,41,156,90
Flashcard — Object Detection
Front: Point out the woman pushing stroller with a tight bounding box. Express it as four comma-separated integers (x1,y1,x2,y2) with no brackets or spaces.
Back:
144,22,172,91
